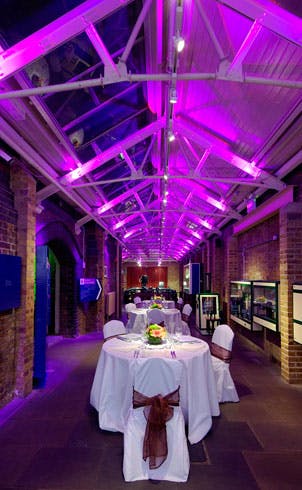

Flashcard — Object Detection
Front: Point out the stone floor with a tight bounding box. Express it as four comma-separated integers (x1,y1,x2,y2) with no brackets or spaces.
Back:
1,322,302,490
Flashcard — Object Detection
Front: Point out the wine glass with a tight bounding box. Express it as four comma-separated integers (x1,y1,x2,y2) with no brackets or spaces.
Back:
174,322,183,341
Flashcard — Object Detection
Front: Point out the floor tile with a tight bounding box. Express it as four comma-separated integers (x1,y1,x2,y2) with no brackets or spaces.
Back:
244,451,302,490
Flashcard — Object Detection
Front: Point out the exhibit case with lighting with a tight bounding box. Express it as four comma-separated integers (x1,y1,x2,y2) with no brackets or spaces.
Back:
230,280,258,331
293,283,302,344
252,281,279,332
196,293,220,332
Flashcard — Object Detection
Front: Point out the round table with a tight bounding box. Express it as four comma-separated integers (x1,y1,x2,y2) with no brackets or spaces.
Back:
90,335,220,444
127,307,182,334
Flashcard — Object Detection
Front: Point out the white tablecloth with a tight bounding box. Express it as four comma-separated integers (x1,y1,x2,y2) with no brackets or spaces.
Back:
90,335,220,444
127,308,182,334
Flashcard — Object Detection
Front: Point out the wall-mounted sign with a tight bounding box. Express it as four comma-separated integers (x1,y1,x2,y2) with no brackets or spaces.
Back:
0,254,21,311
79,278,102,302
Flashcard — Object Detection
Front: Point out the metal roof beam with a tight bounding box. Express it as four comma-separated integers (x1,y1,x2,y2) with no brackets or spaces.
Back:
196,0,226,60
61,118,165,183
0,114,125,245
225,20,263,79
217,0,302,48
176,118,285,191
0,0,134,80
120,0,153,64
97,180,150,215
85,23,120,77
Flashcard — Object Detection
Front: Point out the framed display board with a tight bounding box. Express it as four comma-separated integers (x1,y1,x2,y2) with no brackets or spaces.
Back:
293,283,302,344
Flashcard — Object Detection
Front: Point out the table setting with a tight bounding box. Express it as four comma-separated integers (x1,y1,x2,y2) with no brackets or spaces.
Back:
90,324,220,444
126,304,183,334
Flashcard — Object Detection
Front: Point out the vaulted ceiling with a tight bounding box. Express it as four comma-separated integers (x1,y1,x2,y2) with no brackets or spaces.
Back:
0,0,302,263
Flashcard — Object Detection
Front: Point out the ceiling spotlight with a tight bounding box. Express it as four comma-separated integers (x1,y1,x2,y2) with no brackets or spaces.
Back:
176,36,185,53
168,131,175,142
169,87,177,104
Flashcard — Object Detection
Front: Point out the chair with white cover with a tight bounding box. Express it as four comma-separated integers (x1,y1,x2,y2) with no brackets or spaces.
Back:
123,357,190,482
125,302,137,319
176,297,184,311
103,320,126,340
210,324,239,403
147,308,165,326
181,304,192,335
133,296,142,305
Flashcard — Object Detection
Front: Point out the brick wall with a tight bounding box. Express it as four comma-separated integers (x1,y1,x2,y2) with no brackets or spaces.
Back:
167,262,180,293
84,222,105,332
237,214,279,280
279,203,302,383
223,215,281,356
0,164,18,405
11,163,36,398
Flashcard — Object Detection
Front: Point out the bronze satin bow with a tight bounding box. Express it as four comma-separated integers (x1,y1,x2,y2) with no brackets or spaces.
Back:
133,386,180,469
210,342,232,363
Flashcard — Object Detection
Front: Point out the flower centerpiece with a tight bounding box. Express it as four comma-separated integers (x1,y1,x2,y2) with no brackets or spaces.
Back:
150,298,162,310
145,323,167,345
150,302,163,309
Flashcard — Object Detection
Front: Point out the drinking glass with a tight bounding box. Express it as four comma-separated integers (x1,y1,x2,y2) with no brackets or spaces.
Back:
174,322,183,340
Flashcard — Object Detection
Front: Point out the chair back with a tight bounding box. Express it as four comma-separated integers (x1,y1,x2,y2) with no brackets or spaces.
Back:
133,296,142,304
134,357,182,396
147,308,165,326
212,324,234,351
176,298,183,310
182,304,192,316
182,303,192,323
135,302,145,309
125,303,136,313
103,320,126,339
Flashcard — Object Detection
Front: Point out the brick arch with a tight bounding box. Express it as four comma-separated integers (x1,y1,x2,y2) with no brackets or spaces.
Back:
36,222,82,337
36,221,81,265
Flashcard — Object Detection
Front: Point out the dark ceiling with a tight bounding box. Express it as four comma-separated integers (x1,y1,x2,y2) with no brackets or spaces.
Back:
0,0,302,263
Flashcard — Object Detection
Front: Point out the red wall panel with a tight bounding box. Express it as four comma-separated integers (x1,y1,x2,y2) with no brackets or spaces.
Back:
127,267,168,288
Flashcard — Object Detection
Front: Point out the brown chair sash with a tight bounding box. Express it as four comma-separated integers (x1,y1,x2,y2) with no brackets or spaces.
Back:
210,342,232,363
133,386,180,469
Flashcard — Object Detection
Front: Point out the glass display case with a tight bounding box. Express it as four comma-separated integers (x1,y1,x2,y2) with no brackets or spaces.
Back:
196,293,220,332
252,281,279,332
230,281,258,330
293,283,302,344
